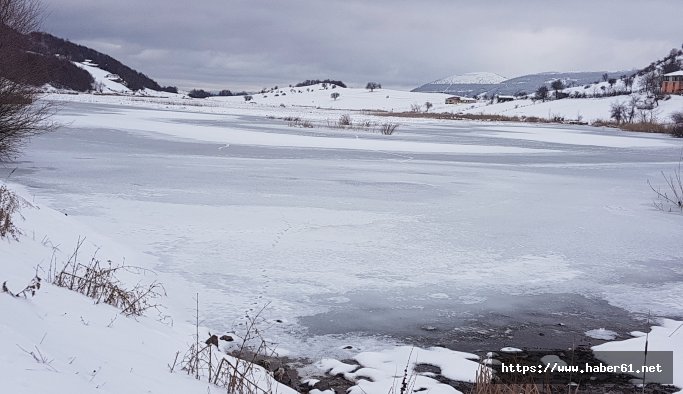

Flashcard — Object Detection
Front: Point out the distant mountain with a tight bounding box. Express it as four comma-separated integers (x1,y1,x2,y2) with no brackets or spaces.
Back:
430,72,507,85
413,70,632,97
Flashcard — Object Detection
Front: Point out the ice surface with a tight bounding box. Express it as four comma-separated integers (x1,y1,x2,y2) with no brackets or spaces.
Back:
5,98,683,361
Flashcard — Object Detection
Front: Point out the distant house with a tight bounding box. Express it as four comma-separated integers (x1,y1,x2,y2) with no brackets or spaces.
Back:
105,74,124,83
662,71,683,94
445,96,476,104
495,95,515,103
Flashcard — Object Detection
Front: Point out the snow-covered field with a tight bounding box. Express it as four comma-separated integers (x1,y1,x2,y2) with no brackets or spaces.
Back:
3,89,683,392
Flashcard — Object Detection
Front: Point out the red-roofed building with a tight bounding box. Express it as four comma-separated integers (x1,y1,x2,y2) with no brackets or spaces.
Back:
662,71,683,94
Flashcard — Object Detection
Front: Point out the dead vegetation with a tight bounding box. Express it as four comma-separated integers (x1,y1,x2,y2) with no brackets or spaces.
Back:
2,275,41,297
648,156,683,213
0,183,28,240
173,303,295,394
592,120,671,134
283,116,313,128
47,237,167,317
469,365,564,394
277,113,400,135
370,110,557,123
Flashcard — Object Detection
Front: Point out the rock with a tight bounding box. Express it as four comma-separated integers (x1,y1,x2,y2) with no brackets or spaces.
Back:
205,334,219,347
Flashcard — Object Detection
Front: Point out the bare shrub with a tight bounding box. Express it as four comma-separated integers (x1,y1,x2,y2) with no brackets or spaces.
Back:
0,184,27,239
592,120,670,134
410,103,422,113
50,238,166,317
671,112,683,138
0,0,55,160
177,305,286,393
356,119,373,130
338,114,352,127
2,275,41,297
284,117,313,128
648,157,683,212
379,123,399,135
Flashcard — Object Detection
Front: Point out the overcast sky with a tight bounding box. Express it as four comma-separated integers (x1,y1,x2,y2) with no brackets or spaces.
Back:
41,0,683,91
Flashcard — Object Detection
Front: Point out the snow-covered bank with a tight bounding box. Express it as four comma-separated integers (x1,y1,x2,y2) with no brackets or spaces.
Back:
594,319,683,392
0,182,296,394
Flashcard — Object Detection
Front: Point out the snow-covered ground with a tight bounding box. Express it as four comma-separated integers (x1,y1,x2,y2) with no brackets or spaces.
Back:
427,72,508,85
3,89,683,392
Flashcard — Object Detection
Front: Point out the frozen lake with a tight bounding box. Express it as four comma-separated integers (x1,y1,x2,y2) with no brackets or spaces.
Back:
5,100,683,358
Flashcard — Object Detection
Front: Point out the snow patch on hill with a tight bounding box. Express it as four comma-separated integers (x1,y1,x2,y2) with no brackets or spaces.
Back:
431,72,507,85
74,61,131,94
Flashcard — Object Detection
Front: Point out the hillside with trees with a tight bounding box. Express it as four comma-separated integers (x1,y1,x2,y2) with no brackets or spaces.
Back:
28,32,177,92
0,24,93,91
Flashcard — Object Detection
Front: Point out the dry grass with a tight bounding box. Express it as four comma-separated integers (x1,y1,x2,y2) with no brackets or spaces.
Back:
279,113,399,135
469,364,570,394
176,305,284,394
284,117,313,128
48,237,166,317
2,275,41,298
372,111,557,124
592,120,671,134
0,184,28,240
648,156,683,212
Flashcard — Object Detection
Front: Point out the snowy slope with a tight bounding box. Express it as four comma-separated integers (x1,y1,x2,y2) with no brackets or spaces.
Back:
429,72,507,85
593,319,683,391
211,84,454,112
45,81,683,127
74,61,131,93
0,182,296,394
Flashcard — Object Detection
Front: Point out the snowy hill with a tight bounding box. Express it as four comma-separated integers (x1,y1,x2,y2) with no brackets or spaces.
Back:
429,72,507,85
414,70,631,97
75,61,132,94
26,32,176,93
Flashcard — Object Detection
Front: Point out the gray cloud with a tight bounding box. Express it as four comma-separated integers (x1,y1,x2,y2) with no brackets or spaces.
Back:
41,0,683,90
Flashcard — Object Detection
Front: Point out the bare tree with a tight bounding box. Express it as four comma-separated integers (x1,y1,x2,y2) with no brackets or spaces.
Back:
424,101,433,112
624,75,634,93
626,95,641,124
330,92,340,101
640,70,661,97
0,0,54,161
609,102,627,124
534,85,549,102
0,0,43,34
550,79,564,99
365,82,381,92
